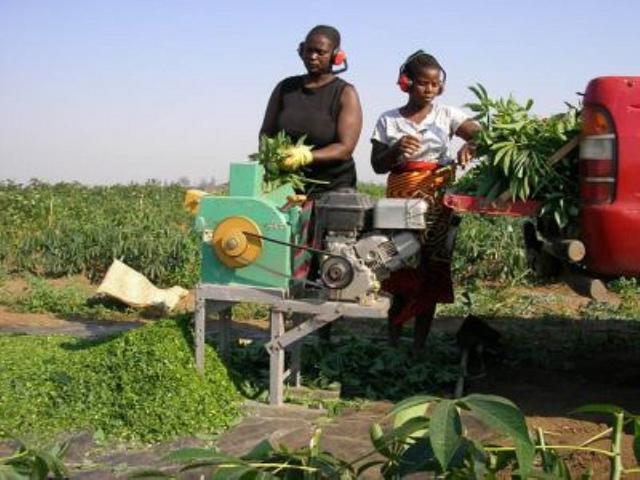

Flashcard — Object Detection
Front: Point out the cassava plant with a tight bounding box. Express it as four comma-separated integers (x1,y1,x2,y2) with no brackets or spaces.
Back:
0,439,68,480
250,131,324,192
130,396,640,479
458,84,581,230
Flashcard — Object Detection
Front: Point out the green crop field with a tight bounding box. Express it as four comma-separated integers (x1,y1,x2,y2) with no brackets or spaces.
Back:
0,180,531,287
0,181,200,287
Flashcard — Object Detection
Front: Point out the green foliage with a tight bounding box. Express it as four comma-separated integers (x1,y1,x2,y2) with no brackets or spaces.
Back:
460,84,581,230
579,277,640,321
138,396,640,479
229,334,460,401
356,182,386,199
453,215,530,283
250,131,323,192
0,439,68,479
130,432,356,479
14,275,89,315
0,318,241,443
1,180,534,291
8,275,132,320
0,181,200,287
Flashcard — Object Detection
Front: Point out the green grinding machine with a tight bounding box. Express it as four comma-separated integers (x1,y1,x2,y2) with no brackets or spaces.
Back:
194,162,301,291
192,161,438,405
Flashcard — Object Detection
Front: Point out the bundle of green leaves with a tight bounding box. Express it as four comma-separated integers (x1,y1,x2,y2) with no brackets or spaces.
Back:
458,84,581,229
250,131,322,192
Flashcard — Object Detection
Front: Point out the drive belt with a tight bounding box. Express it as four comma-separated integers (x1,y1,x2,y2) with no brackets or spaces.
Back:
241,231,348,260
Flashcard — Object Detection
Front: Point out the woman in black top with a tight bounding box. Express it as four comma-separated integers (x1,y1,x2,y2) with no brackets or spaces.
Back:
259,25,363,197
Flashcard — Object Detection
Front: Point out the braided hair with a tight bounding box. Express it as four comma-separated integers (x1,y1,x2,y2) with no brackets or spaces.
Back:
306,25,341,48
404,51,446,83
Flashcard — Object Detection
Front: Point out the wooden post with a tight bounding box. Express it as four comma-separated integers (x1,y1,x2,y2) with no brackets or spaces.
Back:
289,313,303,388
269,309,285,406
541,238,586,263
194,294,205,374
561,270,619,304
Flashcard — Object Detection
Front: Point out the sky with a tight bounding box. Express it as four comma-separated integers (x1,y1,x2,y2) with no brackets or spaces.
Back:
0,0,638,185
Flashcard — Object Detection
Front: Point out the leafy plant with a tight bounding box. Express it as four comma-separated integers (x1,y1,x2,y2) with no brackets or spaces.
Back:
0,180,537,293
15,275,90,316
129,431,355,479
372,393,536,478
130,396,640,479
229,334,460,401
453,215,530,283
0,181,200,287
356,182,386,199
0,439,68,479
457,84,581,229
250,131,322,192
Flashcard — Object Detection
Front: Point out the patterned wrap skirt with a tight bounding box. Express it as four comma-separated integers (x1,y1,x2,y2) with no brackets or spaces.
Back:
383,161,456,326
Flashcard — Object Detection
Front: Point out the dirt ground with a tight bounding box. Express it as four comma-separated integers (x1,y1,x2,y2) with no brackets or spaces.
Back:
1,277,639,477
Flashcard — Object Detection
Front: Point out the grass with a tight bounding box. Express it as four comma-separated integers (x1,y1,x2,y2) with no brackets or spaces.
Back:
439,276,640,322
0,318,241,443
584,277,640,320
0,274,137,322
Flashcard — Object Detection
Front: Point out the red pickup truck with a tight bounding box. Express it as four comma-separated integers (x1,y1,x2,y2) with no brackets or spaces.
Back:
578,76,640,276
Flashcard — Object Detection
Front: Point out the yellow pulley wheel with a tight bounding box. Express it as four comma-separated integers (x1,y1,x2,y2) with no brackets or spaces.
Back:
212,216,263,268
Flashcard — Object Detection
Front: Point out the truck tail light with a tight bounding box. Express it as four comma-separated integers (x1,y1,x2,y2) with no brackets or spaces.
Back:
580,105,616,204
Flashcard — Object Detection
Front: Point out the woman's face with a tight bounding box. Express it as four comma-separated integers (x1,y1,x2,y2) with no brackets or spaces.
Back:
301,34,334,75
409,66,443,106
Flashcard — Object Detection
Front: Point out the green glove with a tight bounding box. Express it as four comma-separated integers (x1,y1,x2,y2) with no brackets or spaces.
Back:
281,145,313,171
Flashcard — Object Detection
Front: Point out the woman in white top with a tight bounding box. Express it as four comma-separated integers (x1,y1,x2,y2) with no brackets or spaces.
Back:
370,50,480,355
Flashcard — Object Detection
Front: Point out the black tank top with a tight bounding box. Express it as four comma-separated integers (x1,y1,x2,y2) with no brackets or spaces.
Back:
275,75,357,196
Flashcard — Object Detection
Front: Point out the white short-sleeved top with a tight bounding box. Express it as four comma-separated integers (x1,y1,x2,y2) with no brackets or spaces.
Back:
371,104,470,165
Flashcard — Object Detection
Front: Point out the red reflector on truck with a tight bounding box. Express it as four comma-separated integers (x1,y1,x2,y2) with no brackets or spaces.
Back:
580,105,616,205
580,182,614,204
579,159,615,177
582,107,613,135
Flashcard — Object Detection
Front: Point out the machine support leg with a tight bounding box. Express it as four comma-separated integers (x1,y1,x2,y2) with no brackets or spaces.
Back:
194,294,205,374
290,345,302,387
269,309,285,406
219,306,233,361
289,315,303,387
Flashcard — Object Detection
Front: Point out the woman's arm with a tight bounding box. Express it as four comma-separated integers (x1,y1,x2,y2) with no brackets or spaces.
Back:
455,119,481,142
259,82,283,139
370,140,403,174
370,137,422,174
310,85,363,163
455,119,481,165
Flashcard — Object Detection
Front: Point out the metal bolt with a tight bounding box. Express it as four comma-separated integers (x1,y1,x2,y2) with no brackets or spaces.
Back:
224,237,239,251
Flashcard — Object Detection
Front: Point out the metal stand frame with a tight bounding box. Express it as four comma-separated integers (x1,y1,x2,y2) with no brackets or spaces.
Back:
193,283,389,406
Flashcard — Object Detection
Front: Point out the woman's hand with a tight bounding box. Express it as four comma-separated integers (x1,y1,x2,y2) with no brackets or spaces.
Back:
454,119,481,166
395,135,421,158
457,141,476,166
281,145,313,171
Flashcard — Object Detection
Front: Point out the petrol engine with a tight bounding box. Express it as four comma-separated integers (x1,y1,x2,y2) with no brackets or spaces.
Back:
312,190,429,304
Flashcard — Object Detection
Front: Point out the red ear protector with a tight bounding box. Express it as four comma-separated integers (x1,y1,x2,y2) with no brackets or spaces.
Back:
298,42,348,73
397,50,446,94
